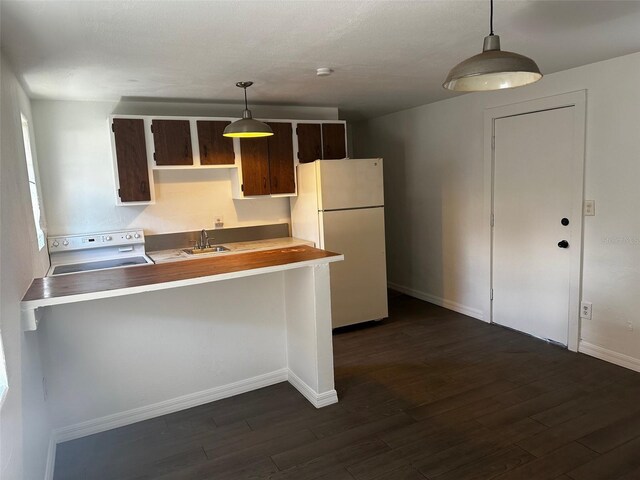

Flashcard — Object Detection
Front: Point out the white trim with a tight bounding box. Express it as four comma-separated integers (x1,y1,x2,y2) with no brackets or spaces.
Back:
53,368,288,443
483,90,587,352
579,341,640,373
287,369,338,408
44,434,57,480
387,281,485,321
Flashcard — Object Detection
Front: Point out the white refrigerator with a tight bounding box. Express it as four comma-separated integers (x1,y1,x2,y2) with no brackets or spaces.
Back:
290,158,388,328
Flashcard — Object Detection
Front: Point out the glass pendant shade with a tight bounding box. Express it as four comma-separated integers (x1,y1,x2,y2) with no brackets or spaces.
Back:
223,82,274,138
443,35,542,91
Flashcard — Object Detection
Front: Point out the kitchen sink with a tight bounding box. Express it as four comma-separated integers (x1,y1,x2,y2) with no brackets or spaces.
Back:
182,245,230,255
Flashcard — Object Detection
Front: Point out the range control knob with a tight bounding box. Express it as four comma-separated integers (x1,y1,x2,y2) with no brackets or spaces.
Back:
105,235,112,241
125,234,132,240
134,233,141,239
52,240,59,247
62,239,69,246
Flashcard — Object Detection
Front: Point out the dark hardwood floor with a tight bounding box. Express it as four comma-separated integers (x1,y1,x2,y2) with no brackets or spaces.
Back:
54,293,640,480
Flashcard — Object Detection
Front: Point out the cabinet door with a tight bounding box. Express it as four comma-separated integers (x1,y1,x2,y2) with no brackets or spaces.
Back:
267,122,295,195
296,123,322,164
112,118,151,202
322,123,347,160
151,119,193,165
197,120,235,165
240,137,270,196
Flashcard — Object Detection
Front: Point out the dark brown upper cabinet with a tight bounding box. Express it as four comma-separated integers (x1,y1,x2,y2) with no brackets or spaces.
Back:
151,119,193,165
296,122,347,162
112,118,151,203
240,122,295,196
197,120,235,165
268,123,295,195
322,123,347,160
296,123,322,164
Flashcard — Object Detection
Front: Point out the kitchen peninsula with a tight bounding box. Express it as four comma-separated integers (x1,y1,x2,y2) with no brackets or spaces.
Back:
22,241,343,443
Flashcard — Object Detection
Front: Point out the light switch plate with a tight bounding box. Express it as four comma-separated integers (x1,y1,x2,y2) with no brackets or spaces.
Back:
214,215,224,229
584,200,595,216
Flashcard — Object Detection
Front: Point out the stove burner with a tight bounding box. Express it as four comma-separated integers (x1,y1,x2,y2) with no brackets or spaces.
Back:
51,256,150,275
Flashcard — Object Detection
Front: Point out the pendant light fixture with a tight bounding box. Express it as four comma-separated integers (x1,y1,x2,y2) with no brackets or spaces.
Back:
443,0,542,91
223,81,274,138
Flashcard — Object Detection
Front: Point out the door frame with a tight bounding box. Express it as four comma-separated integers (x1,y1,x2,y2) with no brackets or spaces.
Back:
483,91,586,352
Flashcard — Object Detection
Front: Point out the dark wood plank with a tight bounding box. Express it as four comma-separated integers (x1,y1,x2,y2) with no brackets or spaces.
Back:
22,245,340,302
296,123,322,163
196,120,235,165
151,119,193,165
52,295,640,480
322,123,346,159
112,118,151,202
267,122,296,194
239,136,270,195
490,442,597,480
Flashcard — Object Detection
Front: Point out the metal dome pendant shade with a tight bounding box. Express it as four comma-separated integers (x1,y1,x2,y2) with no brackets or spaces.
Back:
223,82,274,138
443,0,542,91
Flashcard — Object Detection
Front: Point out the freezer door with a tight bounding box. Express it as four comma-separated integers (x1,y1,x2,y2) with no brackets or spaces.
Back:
321,207,388,328
318,158,384,211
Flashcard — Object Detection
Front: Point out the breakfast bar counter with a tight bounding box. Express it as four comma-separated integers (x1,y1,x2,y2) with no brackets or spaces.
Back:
22,242,343,439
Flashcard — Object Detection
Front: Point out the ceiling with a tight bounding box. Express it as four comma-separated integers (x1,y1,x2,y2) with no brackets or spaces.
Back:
2,0,640,120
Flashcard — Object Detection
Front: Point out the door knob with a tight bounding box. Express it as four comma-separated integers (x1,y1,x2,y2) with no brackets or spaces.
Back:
558,240,569,248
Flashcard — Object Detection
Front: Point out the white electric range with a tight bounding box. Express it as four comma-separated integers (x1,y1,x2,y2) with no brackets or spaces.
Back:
46,229,154,276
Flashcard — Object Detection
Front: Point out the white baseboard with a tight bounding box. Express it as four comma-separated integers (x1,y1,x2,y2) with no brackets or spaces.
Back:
288,370,338,408
44,433,57,480
579,341,640,373
53,368,289,443
388,282,485,321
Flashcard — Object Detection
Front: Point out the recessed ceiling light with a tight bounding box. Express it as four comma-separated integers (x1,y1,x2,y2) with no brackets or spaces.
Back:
316,68,333,77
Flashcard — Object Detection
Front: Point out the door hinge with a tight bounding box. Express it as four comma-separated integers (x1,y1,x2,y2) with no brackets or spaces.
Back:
490,289,494,301
150,124,154,133
241,184,244,192
153,152,156,161
490,213,495,227
117,188,121,198
296,127,299,135
111,123,115,133
491,135,495,150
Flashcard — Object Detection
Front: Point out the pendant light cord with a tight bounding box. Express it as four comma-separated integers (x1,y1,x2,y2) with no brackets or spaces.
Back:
489,0,494,35
243,87,248,110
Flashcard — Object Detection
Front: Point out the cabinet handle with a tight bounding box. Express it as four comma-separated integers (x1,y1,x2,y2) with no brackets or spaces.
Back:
263,177,267,190
140,181,147,193
202,145,208,159
184,143,189,161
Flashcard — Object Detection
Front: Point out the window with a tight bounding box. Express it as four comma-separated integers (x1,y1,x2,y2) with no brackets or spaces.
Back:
20,114,45,250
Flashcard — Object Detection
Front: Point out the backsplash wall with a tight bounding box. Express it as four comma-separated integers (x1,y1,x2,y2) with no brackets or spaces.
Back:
32,99,339,235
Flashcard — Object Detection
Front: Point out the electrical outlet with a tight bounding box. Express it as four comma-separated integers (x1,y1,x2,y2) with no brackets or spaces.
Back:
584,200,595,216
627,321,634,331
580,302,592,320
214,215,224,229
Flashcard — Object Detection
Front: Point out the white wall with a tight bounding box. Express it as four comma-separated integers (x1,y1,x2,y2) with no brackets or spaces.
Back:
32,100,338,235
0,56,52,479
38,273,287,431
354,52,640,367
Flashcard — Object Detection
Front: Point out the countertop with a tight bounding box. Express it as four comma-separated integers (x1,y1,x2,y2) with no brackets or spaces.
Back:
148,237,313,264
21,242,343,331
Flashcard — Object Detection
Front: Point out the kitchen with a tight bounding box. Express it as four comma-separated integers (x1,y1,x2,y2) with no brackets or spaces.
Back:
2,2,638,478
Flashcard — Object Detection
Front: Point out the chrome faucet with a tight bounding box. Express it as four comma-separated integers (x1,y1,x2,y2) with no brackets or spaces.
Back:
198,229,209,249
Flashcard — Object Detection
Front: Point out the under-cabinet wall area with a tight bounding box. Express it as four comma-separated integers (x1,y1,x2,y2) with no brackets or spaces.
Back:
33,99,345,235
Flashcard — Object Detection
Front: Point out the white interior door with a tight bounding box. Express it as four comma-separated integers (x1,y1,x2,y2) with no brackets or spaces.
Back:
492,107,577,345
321,207,388,328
